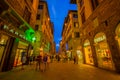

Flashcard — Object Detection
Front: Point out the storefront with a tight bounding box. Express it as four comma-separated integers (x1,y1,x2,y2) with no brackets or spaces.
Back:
66,50,72,60
14,41,28,67
0,34,9,67
76,50,83,63
94,32,115,70
115,23,120,50
83,40,94,65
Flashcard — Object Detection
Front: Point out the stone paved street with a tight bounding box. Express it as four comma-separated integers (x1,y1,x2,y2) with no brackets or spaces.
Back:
0,61,120,80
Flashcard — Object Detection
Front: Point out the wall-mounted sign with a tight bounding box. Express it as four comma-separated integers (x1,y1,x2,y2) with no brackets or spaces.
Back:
3,25,26,39
94,35,106,43
84,42,90,47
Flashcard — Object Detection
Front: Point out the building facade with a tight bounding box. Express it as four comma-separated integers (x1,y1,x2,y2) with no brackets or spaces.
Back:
70,0,120,72
34,0,54,55
61,10,81,60
0,0,38,71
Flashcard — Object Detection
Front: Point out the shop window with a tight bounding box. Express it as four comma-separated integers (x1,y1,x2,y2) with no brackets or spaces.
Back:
94,33,115,70
0,35,8,63
0,35,8,45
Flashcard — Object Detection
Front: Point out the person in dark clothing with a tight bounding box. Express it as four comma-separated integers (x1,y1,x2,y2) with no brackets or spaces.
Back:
36,55,42,70
58,55,60,62
43,54,48,71
29,56,33,65
73,56,76,64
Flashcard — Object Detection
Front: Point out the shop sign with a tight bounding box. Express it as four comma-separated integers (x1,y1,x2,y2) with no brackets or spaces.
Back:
15,32,19,35
94,35,106,43
84,42,90,47
9,29,14,33
3,25,8,30
3,25,26,39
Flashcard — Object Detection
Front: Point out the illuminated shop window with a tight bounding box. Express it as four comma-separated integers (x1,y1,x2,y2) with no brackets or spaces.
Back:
94,33,115,70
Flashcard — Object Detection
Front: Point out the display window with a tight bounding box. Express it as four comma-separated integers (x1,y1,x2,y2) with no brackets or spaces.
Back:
115,23,120,50
94,33,115,70
84,40,94,65
0,35,8,65
76,50,83,63
13,41,28,67
14,49,24,66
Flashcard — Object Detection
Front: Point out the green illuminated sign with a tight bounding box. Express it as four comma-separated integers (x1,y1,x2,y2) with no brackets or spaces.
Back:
25,29,35,42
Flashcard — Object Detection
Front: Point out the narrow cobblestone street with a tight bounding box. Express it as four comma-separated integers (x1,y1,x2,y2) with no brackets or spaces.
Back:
0,61,120,80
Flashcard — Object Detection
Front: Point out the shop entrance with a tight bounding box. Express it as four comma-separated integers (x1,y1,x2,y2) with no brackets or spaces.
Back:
94,32,115,70
84,40,94,65
76,50,83,63
14,41,28,67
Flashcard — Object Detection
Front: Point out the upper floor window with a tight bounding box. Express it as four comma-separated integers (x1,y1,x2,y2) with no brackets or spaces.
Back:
91,0,98,10
73,14,78,18
74,22,79,28
36,14,40,20
35,25,39,31
38,5,43,9
75,32,80,38
23,7,31,23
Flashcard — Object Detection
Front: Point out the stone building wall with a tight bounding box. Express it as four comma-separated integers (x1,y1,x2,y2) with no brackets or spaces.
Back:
81,0,120,72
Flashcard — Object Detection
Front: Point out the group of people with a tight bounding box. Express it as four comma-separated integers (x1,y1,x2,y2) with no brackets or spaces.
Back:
35,53,51,72
20,51,79,71
20,51,51,72
73,54,78,64
55,54,68,62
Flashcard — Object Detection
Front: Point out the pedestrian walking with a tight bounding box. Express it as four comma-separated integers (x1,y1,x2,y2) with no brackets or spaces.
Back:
58,55,60,62
21,55,26,70
47,55,51,69
35,55,42,70
29,56,33,65
73,55,76,64
43,53,48,72
21,51,27,70
73,54,78,64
